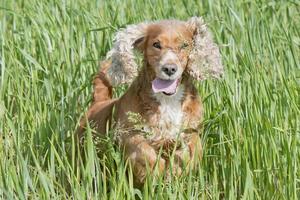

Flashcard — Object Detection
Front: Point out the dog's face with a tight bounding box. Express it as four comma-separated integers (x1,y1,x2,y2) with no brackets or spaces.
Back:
142,22,193,81
106,17,223,87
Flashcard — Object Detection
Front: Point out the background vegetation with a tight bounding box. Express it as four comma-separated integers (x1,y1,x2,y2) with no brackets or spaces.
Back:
0,0,299,199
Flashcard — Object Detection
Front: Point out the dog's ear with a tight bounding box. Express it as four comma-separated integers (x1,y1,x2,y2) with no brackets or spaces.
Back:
105,23,149,86
186,17,223,81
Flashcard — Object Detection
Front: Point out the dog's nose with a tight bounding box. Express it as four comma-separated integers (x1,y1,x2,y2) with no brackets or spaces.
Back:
162,64,177,76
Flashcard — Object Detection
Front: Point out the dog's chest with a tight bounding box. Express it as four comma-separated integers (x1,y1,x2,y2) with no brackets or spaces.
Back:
150,86,185,138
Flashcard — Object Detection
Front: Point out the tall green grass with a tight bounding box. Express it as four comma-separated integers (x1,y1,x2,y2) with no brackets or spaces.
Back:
0,0,299,199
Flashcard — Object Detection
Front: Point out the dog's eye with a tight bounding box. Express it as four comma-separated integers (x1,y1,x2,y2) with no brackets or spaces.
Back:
180,42,189,49
153,42,161,49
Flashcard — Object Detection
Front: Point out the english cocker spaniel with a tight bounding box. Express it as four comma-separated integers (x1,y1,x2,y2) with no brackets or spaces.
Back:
78,17,223,186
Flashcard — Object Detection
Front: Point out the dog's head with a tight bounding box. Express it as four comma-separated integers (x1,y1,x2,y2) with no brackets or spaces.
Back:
106,17,223,95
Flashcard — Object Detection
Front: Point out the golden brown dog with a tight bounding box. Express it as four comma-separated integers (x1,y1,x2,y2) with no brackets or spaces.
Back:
77,17,223,186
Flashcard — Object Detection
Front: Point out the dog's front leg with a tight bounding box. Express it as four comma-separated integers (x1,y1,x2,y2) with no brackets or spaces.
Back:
173,132,202,171
149,133,202,178
121,134,166,186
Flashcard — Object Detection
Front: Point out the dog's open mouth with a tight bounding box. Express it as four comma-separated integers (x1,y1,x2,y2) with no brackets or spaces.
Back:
152,78,180,95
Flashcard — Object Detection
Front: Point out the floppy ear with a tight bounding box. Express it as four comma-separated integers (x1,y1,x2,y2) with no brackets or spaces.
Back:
186,17,223,81
105,23,149,86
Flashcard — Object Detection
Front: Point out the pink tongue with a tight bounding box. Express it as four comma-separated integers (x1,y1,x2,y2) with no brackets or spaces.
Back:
152,78,178,94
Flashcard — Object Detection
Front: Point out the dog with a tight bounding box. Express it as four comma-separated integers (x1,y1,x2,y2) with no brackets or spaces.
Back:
77,17,223,186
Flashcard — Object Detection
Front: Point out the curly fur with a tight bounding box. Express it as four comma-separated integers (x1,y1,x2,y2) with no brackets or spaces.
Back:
105,17,223,85
186,17,223,80
106,22,150,86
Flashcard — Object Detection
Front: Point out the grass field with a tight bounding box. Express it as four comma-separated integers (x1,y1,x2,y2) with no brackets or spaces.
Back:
0,0,299,199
